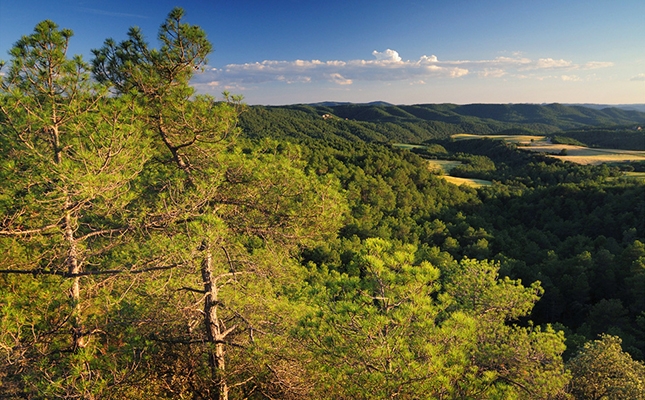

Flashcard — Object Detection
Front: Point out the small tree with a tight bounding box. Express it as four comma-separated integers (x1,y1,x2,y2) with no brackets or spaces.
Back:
568,334,645,400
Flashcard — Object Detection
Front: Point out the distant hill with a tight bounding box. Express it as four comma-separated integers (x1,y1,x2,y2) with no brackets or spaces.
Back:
566,103,645,113
240,103,645,146
306,101,394,107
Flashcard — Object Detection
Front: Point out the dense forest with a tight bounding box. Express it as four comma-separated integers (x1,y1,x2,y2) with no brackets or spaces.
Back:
1,8,644,400
239,102,645,146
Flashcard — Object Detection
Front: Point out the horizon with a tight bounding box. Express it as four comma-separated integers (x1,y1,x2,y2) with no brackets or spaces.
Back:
1,0,644,105
261,101,645,107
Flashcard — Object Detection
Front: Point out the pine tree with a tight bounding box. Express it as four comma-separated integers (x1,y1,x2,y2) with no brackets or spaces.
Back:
0,21,151,398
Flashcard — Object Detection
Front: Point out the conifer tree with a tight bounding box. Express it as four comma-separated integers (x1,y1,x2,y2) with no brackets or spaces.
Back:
0,21,150,398
92,8,344,398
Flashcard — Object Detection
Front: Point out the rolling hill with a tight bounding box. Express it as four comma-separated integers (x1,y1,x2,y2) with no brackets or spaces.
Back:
240,103,645,146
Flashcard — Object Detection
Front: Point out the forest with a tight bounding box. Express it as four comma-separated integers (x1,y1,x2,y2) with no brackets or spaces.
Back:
1,8,644,400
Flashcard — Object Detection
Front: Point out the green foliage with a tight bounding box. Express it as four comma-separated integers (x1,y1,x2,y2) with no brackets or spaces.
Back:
297,240,568,398
240,103,645,145
568,335,645,399
88,8,346,399
2,10,645,399
450,153,497,179
550,135,587,146
1,9,344,399
556,126,645,150
0,19,153,398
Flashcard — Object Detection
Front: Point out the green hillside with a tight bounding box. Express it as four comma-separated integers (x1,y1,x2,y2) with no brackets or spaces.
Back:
240,103,645,145
556,125,645,150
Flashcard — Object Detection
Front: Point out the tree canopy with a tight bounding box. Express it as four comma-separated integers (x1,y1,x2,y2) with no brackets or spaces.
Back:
2,7,644,399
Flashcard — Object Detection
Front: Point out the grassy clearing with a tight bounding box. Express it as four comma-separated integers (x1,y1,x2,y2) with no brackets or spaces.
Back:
441,176,493,188
427,159,493,187
524,144,645,165
452,134,547,144
427,159,463,173
450,134,645,165
610,172,645,182
392,143,427,150
624,172,645,178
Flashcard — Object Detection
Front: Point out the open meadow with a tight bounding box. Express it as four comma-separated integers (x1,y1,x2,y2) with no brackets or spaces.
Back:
426,159,493,187
450,134,645,165
440,175,493,188
525,144,645,165
451,133,547,144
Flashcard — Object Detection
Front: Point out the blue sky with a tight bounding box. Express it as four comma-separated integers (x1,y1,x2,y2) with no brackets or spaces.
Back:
1,0,643,105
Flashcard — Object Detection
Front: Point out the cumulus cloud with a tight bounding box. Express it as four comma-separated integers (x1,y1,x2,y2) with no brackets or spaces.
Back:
191,49,614,89
328,73,353,85
372,49,402,63
630,73,645,81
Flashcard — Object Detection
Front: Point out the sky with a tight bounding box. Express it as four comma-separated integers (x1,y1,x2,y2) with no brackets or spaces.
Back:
1,0,644,105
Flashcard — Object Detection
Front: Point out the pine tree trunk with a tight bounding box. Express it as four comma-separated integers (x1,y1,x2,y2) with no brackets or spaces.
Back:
201,245,229,400
64,200,83,352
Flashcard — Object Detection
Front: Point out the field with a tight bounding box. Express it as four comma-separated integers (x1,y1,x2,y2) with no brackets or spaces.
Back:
610,171,645,182
427,159,493,187
450,134,645,165
399,134,645,186
441,175,493,188
451,133,547,144
393,143,429,150
524,144,645,165
427,159,463,173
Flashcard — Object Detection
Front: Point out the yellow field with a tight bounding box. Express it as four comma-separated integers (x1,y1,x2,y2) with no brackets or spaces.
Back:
451,134,547,144
522,144,645,165
427,159,463,173
450,134,645,165
441,175,492,188
392,143,427,150
427,159,493,187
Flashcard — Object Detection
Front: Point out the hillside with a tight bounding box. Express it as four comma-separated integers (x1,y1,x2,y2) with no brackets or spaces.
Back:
240,103,645,145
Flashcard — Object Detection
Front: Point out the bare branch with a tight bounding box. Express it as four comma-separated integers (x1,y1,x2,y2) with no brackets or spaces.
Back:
0,223,60,236
177,286,206,294
0,263,182,277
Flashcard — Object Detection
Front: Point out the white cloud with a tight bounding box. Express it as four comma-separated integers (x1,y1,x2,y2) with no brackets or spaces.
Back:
420,55,438,62
328,73,352,85
534,58,573,69
630,73,645,81
191,50,614,90
584,61,614,69
478,68,507,78
561,75,582,82
372,49,402,63
448,67,469,78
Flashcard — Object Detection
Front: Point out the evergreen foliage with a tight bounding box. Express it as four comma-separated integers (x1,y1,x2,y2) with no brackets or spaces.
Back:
1,9,644,399
239,103,645,145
